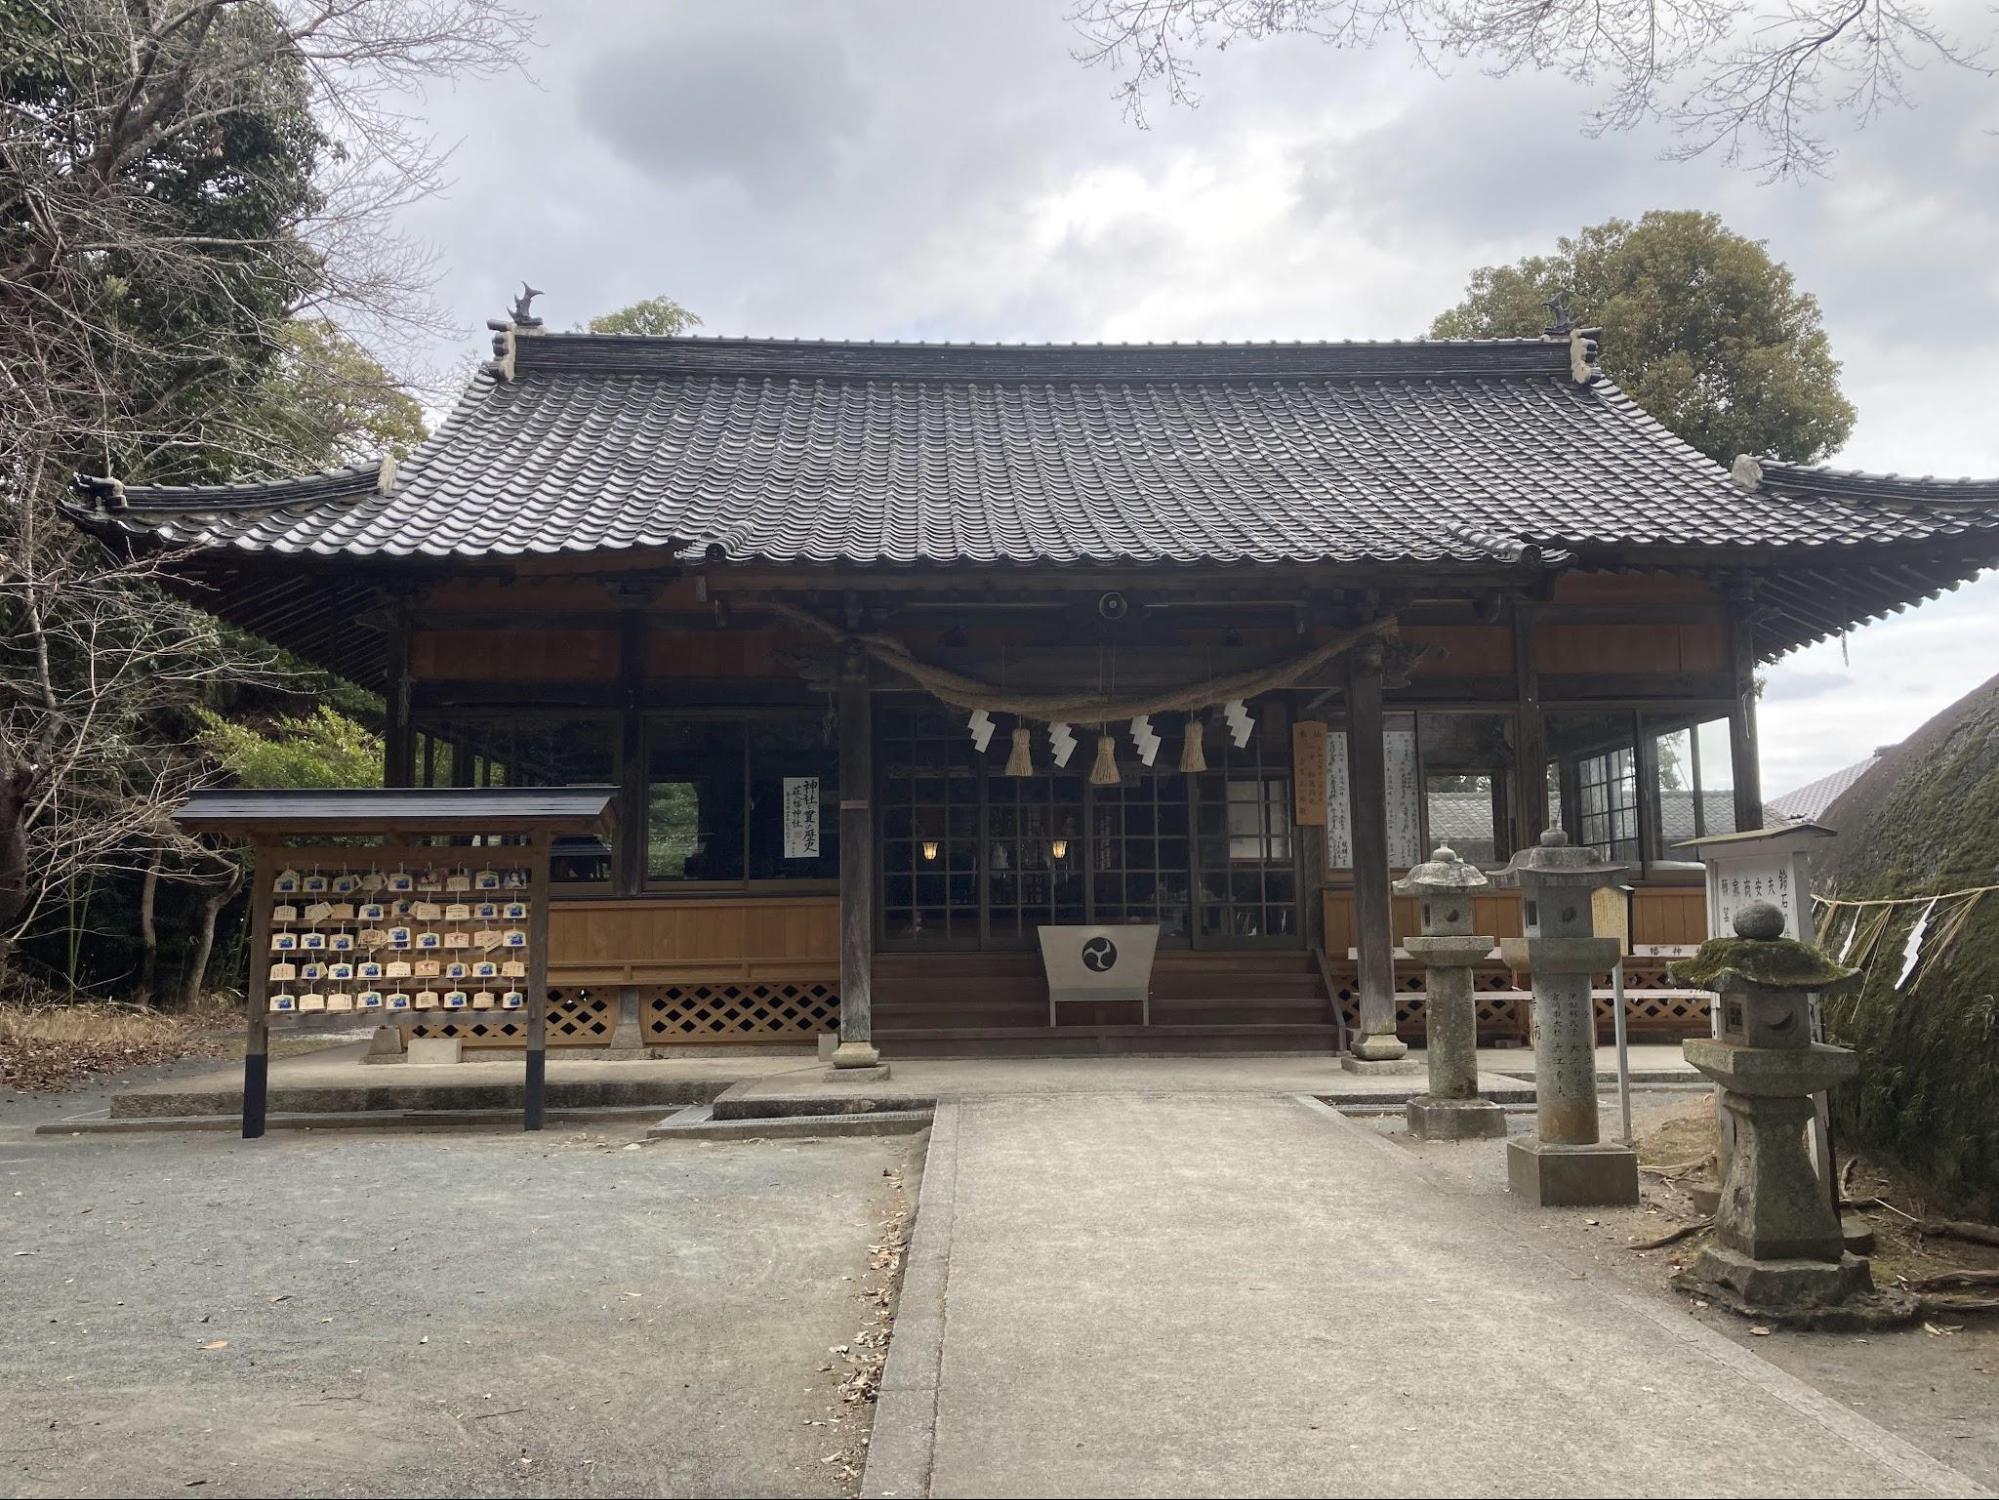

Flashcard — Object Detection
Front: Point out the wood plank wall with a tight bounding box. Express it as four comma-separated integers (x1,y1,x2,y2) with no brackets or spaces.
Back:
549,895,838,985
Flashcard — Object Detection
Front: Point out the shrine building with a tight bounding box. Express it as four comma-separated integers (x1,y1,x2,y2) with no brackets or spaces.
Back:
68,310,1999,1062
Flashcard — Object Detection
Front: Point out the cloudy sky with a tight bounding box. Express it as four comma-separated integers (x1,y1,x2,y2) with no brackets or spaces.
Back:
383,0,1998,796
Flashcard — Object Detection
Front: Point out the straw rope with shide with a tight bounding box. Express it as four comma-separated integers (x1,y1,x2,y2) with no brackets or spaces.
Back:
766,600,1399,724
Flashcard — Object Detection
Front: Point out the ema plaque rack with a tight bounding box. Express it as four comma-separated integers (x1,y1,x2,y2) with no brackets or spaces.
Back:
170,787,617,1139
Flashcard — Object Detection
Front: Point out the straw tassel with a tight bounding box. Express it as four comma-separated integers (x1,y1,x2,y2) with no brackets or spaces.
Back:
1005,724,1033,777
1090,732,1121,786
1179,716,1207,774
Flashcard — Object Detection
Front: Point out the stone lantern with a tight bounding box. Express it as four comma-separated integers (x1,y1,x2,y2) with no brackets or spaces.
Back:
1669,902,1909,1322
1395,846,1505,1140
1497,829,1638,1206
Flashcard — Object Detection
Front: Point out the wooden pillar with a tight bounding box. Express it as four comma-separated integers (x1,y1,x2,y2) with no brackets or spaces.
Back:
1728,592,1765,832
1344,643,1408,1065
523,828,552,1130
382,609,415,788
240,838,275,1139
832,644,880,1068
615,611,646,897
1513,602,1548,845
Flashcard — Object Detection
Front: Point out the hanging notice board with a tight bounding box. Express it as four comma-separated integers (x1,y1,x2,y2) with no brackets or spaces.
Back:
172,787,617,1139
1323,731,1423,870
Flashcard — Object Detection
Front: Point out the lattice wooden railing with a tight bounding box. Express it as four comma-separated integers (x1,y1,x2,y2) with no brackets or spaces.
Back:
1328,962,1711,1045
642,981,839,1046
402,987,616,1049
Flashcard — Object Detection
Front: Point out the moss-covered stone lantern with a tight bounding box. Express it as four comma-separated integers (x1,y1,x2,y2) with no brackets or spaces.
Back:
1669,901,1911,1323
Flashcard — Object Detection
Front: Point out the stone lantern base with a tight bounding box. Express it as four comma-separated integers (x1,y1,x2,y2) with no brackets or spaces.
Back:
1506,1138,1640,1206
1406,1094,1508,1141
1673,1245,1918,1329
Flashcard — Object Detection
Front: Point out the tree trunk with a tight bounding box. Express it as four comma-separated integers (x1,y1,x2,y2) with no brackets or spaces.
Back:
138,857,162,1003
0,763,33,943
180,866,241,1011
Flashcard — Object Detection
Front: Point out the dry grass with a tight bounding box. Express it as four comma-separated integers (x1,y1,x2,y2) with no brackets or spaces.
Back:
0,995,237,1093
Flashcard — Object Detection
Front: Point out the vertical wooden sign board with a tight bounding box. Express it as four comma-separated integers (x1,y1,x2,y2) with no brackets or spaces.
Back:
1292,722,1329,827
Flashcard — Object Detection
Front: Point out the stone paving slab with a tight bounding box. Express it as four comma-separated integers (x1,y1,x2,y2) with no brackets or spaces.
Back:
886,1091,1979,1499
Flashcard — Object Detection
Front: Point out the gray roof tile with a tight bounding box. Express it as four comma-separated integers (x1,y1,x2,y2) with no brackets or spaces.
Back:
71,336,1999,580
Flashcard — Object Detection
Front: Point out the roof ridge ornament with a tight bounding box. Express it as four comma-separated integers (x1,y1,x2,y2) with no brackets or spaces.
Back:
1731,454,1765,490
511,282,543,329
1569,326,1602,385
75,473,127,512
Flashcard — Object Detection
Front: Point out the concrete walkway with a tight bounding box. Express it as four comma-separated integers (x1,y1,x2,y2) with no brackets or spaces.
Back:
867,1093,1980,1499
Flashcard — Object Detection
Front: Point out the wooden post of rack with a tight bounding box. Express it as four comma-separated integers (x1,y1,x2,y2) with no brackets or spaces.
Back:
523,828,553,1131
241,837,277,1140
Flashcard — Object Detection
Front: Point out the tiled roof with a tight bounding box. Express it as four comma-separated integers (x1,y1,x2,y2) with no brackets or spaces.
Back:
1765,753,1886,825
72,332,1998,569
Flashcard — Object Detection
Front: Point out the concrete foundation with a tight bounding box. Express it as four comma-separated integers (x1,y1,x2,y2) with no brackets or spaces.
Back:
825,1062,892,1083
1506,1137,1640,1206
1673,1245,1917,1328
1340,1053,1422,1076
1406,1094,1508,1141
405,1036,462,1066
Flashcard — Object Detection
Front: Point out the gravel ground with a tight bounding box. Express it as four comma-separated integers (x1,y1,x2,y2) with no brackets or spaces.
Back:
0,1116,916,1498
1372,1091,1999,1493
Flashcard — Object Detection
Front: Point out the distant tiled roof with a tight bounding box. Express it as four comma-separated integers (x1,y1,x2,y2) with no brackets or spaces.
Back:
1765,753,1886,825
1750,459,1999,507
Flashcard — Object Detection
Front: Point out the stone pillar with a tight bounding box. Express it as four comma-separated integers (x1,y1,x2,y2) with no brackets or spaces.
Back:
1670,902,1906,1323
832,643,888,1078
1342,643,1413,1073
1397,847,1506,1140
1498,830,1638,1205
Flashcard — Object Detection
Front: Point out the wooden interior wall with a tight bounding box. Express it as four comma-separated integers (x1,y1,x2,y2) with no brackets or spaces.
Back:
548,895,838,984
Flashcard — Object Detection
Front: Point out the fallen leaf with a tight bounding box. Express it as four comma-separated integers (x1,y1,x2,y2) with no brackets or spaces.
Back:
198,1340,229,1351
265,1295,291,1304
1750,1326,1771,1337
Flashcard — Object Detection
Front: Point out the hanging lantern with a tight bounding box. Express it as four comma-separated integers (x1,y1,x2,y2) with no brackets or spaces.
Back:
1005,724,1034,777
1179,715,1208,774
1089,732,1120,787
921,838,940,862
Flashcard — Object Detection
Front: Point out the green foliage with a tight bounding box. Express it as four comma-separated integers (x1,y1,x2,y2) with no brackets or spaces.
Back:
586,296,702,337
1816,680,1999,1216
1431,211,1855,465
229,319,429,472
196,706,383,791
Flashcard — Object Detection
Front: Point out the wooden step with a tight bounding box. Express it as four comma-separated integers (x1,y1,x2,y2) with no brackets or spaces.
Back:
875,1023,1341,1058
